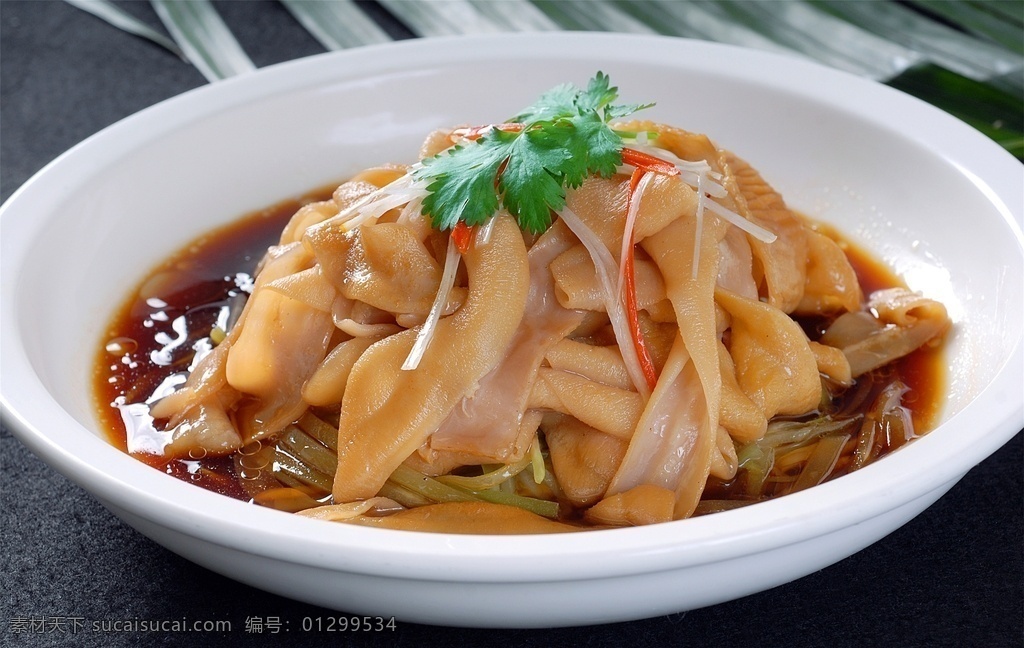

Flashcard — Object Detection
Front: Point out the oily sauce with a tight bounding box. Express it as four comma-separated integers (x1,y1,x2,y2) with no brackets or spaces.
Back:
92,193,947,505
92,186,334,500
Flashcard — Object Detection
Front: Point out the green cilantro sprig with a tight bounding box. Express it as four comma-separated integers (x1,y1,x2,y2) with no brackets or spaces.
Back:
415,72,653,234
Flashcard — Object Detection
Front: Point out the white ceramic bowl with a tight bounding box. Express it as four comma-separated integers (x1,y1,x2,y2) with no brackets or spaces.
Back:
2,34,1022,628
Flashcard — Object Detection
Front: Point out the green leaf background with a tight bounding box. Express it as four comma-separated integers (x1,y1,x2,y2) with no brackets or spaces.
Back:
67,0,1022,159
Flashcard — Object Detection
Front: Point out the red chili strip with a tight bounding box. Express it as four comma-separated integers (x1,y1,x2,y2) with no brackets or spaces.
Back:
623,168,659,392
453,122,526,141
452,221,474,254
629,166,644,195
621,147,680,176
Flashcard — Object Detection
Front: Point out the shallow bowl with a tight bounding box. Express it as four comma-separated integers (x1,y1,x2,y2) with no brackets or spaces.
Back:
2,34,1022,627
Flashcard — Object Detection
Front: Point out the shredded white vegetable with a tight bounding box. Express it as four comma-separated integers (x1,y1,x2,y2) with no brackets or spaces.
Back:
332,167,430,232
559,206,651,400
341,174,429,232
617,170,653,299
396,195,425,225
614,142,776,245
402,236,461,371
693,172,706,280
475,216,498,247
620,142,727,195
705,199,777,243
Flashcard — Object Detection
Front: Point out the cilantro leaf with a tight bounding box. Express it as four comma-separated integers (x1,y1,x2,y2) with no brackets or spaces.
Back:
415,72,653,234
511,83,578,123
577,71,617,114
573,115,623,180
418,137,509,230
499,127,572,233
606,101,655,120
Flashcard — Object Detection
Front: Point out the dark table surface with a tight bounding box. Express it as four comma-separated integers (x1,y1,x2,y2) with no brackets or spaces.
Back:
2,2,1022,647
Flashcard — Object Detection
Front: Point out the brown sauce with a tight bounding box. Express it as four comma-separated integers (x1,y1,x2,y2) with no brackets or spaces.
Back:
93,186,332,500
819,221,945,432
92,191,947,508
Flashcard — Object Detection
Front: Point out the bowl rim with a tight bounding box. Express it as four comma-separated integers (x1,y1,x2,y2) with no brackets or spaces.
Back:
2,32,1023,584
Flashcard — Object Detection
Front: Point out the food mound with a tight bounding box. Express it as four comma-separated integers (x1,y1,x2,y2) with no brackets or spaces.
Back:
99,74,950,533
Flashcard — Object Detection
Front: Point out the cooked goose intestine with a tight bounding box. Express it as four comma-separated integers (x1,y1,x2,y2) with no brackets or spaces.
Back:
146,122,950,526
